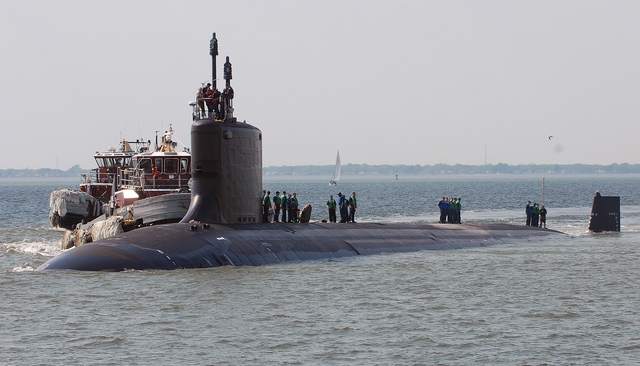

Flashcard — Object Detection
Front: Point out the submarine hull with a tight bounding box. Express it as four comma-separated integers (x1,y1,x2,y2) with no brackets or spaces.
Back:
38,222,560,271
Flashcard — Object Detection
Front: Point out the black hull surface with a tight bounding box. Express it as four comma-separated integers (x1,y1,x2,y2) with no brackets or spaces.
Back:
38,222,561,271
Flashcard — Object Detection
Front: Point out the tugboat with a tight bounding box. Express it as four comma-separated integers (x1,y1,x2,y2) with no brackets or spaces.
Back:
49,125,192,231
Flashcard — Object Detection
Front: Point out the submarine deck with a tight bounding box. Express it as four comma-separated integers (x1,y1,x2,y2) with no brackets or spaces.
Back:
39,222,562,271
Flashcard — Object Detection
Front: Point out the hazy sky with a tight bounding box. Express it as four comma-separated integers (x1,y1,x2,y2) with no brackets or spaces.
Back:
2,1,640,170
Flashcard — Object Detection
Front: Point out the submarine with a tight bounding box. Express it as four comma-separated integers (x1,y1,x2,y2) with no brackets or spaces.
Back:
38,33,561,271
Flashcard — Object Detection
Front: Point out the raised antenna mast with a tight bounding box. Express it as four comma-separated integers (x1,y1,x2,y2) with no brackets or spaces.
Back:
224,56,232,88
210,32,218,89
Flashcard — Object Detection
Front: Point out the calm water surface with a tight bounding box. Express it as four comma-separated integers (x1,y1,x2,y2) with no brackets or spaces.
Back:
1,175,639,365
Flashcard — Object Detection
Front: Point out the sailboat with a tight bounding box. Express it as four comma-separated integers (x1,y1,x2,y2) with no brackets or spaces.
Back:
329,150,341,186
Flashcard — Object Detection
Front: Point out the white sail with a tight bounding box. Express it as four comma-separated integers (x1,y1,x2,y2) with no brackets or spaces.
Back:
330,150,340,185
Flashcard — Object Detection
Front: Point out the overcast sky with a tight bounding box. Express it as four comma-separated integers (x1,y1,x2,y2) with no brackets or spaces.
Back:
2,1,639,170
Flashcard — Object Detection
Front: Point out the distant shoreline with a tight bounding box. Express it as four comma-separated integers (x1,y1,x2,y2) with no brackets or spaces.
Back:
3,162,640,178
264,162,640,175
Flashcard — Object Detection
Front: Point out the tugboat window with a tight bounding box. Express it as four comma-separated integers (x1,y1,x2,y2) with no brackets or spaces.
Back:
155,158,163,173
165,158,178,174
139,158,152,174
180,159,189,174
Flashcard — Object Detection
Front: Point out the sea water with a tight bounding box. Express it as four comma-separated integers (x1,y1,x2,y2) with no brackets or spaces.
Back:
1,175,639,365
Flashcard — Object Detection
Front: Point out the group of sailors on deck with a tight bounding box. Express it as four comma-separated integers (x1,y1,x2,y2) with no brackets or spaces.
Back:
326,192,357,224
438,197,462,224
261,190,358,224
197,83,234,120
262,190,300,223
525,201,547,228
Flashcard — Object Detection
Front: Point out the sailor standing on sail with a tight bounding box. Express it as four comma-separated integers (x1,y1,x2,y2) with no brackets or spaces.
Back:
196,86,206,119
208,84,221,119
202,83,213,119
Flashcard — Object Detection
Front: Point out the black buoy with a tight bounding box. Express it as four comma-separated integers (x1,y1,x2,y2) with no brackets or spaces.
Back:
588,192,620,232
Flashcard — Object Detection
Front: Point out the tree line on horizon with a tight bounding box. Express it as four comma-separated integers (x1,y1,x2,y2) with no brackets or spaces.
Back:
2,163,640,178
0,165,86,178
265,162,640,175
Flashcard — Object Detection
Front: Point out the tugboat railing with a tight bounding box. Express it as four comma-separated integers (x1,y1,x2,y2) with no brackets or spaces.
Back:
81,166,190,193
192,96,234,121
118,167,188,191
81,173,92,185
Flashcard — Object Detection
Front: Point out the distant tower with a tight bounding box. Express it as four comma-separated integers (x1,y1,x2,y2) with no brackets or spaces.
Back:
484,144,487,165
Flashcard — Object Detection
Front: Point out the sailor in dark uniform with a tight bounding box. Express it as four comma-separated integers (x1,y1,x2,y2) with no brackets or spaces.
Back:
438,197,447,223
208,85,221,119
280,191,287,223
337,193,347,223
